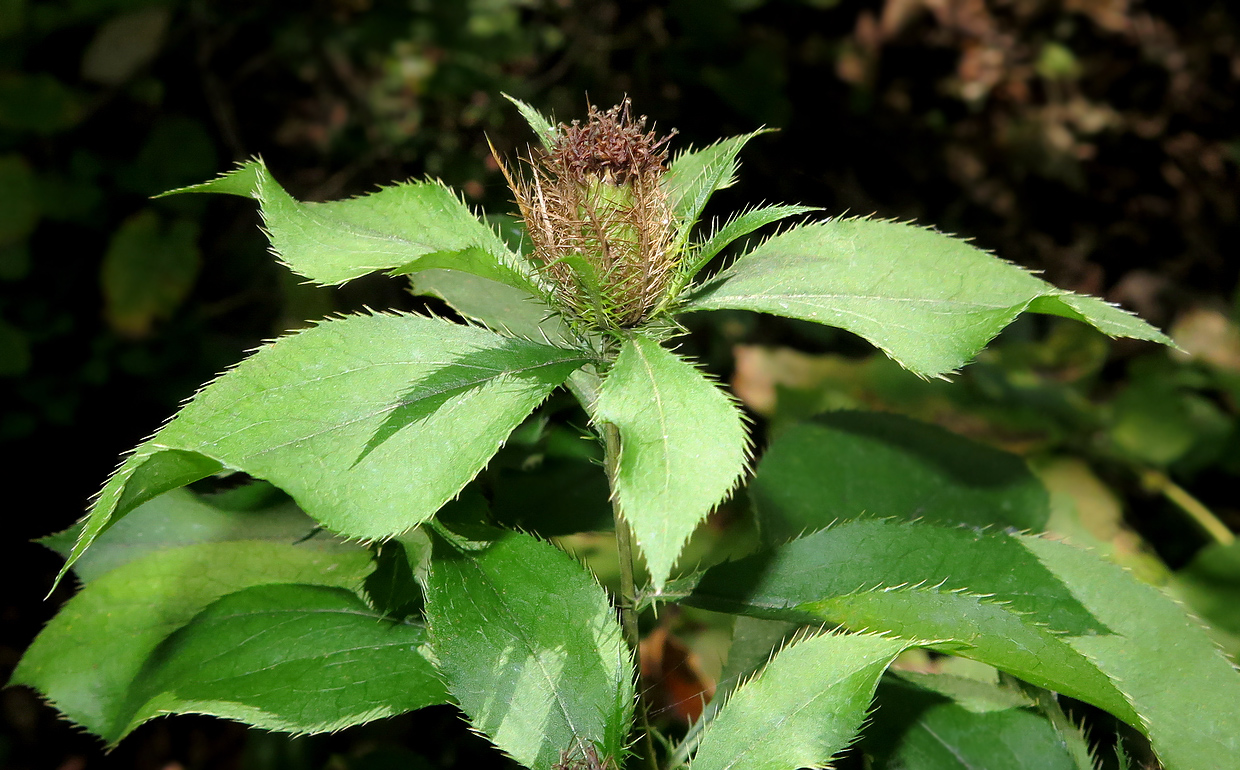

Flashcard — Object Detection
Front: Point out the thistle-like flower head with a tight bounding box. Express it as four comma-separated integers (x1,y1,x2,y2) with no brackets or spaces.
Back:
502,99,679,332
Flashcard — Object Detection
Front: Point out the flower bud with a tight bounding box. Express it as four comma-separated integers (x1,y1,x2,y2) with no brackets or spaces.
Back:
503,99,678,331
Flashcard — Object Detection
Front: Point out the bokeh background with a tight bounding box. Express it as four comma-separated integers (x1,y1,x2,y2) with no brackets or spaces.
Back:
3,1,1239,768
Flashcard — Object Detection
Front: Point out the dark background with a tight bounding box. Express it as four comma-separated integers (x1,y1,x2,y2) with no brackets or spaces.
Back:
2,1,1238,768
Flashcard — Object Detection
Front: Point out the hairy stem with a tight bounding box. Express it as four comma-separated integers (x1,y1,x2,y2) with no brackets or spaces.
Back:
602,421,660,770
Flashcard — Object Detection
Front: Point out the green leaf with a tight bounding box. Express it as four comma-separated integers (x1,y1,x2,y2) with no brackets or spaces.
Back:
1023,535,1240,770
675,203,818,290
675,520,1131,723
864,676,1083,770
675,518,1240,770
690,631,915,770
164,159,537,292
593,335,749,590
363,532,430,620
41,487,356,583
101,210,201,336
503,93,559,149
0,153,38,245
424,532,633,770
409,268,574,346
114,583,447,741
64,313,589,580
0,72,83,133
664,132,766,244
12,542,372,741
750,411,1050,544
683,219,1171,378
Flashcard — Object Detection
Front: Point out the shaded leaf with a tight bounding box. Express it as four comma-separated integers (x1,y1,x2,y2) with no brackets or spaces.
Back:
114,583,446,741
0,72,82,133
864,675,1081,770
100,209,201,336
41,487,355,583
409,268,573,345
690,631,915,770
750,411,1050,544
593,335,748,590
165,159,537,292
675,518,1240,770
424,532,633,770
12,542,372,740
684,219,1170,377
63,313,589,580
0,154,38,244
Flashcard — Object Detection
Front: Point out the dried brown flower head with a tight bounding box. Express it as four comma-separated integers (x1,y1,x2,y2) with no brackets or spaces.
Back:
500,99,679,331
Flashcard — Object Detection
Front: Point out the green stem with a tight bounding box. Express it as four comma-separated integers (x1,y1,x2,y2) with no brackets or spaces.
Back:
603,421,660,770
1139,467,1235,546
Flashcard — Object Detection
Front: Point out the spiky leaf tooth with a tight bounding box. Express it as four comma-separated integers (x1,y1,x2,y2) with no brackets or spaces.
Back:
689,631,917,770
593,335,749,591
683,218,1171,378
60,313,589,582
749,411,1050,544
162,158,538,293
113,583,446,742
423,531,633,770
12,542,373,742
675,518,1240,770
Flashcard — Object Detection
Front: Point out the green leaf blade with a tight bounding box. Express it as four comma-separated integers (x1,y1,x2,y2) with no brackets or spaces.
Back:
424,532,633,770
43,487,356,583
12,542,372,741
66,313,589,577
684,219,1171,377
1023,534,1240,770
594,336,749,590
503,93,559,150
690,631,915,770
750,411,1050,544
164,159,536,292
116,583,446,741
664,132,766,242
677,518,1240,770
865,676,1083,770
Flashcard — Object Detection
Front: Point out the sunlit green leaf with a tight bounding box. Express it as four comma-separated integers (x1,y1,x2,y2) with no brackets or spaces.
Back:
684,219,1171,377
503,93,559,149
114,583,446,741
164,159,538,292
690,631,915,770
593,335,748,590
750,411,1050,543
664,132,766,245
63,313,589,580
12,542,372,740
424,532,633,770
674,203,818,291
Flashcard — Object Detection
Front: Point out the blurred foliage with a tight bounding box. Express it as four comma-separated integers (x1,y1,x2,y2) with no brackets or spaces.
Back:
1,0,1237,768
